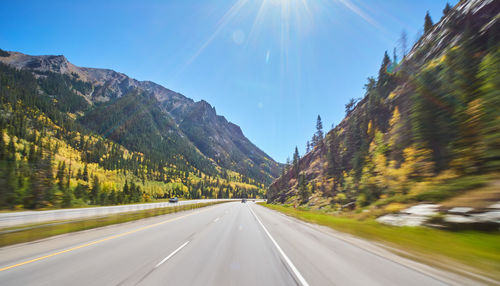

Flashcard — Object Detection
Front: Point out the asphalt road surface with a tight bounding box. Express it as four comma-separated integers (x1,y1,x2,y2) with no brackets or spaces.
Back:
0,202,483,286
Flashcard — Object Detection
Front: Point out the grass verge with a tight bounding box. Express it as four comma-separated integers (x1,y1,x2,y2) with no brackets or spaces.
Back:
0,201,228,247
260,203,500,282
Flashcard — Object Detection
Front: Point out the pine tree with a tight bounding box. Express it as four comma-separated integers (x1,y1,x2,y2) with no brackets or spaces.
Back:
377,51,392,89
82,164,89,182
316,115,324,143
443,3,452,17
129,181,136,201
345,98,357,116
66,162,71,190
7,137,15,161
311,134,318,147
28,144,36,163
0,131,5,161
62,187,74,208
424,11,434,34
293,147,300,167
298,173,310,204
57,161,66,191
109,190,117,204
477,47,500,171
29,152,54,209
293,146,300,177
91,175,100,204
123,180,129,197
285,157,291,171
399,30,408,58
0,151,17,207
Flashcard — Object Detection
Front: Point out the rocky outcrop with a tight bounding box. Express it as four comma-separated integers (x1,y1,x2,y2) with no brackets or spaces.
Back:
377,202,500,230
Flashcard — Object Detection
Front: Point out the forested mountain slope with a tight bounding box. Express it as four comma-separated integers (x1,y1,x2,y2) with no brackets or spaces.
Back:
0,51,280,184
0,49,279,209
268,0,499,211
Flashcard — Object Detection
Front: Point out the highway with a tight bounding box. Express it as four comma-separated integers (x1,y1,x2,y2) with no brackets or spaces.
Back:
0,202,483,286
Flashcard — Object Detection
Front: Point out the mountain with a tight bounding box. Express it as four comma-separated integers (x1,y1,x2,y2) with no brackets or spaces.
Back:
268,0,499,210
0,51,280,185
0,47,281,209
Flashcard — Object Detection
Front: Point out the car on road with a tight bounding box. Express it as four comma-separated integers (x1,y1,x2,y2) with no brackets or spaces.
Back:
169,197,178,203
241,199,247,203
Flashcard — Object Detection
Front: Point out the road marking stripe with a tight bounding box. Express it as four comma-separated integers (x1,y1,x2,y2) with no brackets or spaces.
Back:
155,241,190,268
214,217,220,222
0,206,218,272
249,207,310,286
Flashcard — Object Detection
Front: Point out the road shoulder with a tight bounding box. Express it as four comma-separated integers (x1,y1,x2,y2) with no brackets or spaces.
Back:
255,203,497,286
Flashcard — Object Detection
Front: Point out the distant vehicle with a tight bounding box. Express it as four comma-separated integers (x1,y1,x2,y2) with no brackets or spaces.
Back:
169,197,178,203
241,199,247,203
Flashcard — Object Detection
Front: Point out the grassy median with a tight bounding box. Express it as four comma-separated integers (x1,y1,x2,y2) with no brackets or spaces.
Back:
0,201,229,247
260,203,500,282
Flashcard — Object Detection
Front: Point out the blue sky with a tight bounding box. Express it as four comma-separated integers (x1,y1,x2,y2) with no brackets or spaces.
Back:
0,0,457,163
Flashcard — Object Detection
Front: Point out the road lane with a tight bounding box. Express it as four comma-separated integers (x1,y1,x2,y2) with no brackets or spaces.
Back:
0,201,483,286
0,203,235,285
139,202,296,286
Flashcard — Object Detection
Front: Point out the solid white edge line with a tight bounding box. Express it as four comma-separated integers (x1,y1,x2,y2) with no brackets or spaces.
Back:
155,241,190,268
249,207,310,286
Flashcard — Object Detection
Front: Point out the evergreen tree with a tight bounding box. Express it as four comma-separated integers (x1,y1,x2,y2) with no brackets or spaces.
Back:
62,187,74,208
316,115,324,144
443,3,452,17
0,131,5,161
66,162,71,190
109,190,117,204
82,164,89,182
477,47,500,171
311,134,318,147
424,11,434,34
56,161,66,191
293,146,300,177
285,157,291,171
0,155,17,207
28,144,37,163
399,30,408,58
298,173,310,204
7,137,15,161
90,175,100,204
123,180,129,196
345,98,357,116
377,51,392,90
28,153,54,209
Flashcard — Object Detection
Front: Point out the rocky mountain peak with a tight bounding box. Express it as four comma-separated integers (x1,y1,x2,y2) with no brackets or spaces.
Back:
0,51,78,75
